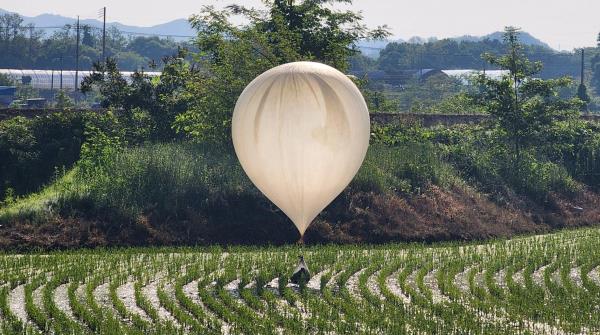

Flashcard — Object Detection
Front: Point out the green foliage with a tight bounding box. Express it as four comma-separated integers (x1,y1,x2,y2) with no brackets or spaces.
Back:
362,74,474,114
367,120,589,202
370,122,433,144
0,109,157,198
14,83,38,102
410,92,484,114
355,77,400,112
10,135,458,226
362,89,399,112
78,124,123,176
353,142,455,194
444,126,581,201
471,27,581,163
53,89,74,109
81,52,191,140
122,107,156,142
0,13,190,71
174,0,389,143
377,35,581,79
402,75,465,112
80,58,135,109
0,114,84,196
591,34,600,96
67,142,252,221
577,83,590,111
542,120,600,190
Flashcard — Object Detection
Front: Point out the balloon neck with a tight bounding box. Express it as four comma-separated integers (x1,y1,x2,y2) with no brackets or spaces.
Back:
297,235,305,245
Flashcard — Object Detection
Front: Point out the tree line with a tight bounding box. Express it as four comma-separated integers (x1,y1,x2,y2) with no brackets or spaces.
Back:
352,38,585,80
0,13,193,71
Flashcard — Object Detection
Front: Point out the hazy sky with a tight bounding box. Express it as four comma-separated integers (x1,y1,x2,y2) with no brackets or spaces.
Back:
1,0,599,51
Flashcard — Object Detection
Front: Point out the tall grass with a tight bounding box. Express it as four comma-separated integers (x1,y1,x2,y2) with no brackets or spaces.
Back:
0,169,81,223
449,142,580,202
1,141,458,225
353,142,457,194
64,142,254,221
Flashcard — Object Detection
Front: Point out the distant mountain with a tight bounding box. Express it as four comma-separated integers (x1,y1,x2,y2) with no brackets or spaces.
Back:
2,8,552,51
0,8,196,39
454,31,551,49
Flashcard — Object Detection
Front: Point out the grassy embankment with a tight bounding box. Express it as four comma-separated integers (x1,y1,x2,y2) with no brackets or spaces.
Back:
2,120,599,248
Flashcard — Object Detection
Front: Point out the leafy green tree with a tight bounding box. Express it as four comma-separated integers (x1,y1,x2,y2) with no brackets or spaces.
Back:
114,51,148,70
577,83,590,111
81,49,192,140
591,34,600,96
81,58,129,108
377,37,580,79
174,0,389,143
0,13,190,71
54,89,74,109
362,88,398,113
0,14,28,67
471,27,581,163
127,36,180,64
81,24,95,47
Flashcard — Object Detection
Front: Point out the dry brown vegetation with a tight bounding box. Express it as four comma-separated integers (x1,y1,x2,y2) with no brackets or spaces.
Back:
2,184,600,251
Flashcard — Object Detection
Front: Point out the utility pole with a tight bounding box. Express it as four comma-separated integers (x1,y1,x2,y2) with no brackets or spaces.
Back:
419,51,423,78
60,56,63,91
28,25,33,66
75,16,80,92
581,48,585,86
102,7,106,60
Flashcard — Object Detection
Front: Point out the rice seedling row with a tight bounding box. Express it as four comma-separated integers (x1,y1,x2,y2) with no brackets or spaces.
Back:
1,227,600,334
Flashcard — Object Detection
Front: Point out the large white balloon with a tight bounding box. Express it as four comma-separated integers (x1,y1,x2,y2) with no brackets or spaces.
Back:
232,61,370,237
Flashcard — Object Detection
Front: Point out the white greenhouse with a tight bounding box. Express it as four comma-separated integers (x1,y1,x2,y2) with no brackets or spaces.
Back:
0,69,162,90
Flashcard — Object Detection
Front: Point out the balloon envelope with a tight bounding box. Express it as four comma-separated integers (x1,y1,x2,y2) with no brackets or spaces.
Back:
232,61,370,236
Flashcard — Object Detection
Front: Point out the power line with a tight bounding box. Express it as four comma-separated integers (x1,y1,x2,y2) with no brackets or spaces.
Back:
2,25,195,39
75,16,80,92
101,7,106,61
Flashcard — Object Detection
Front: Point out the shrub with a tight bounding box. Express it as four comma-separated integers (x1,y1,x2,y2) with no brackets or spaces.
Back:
446,127,580,202
0,109,164,198
53,90,74,109
507,157,579,199
0,114,84,196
